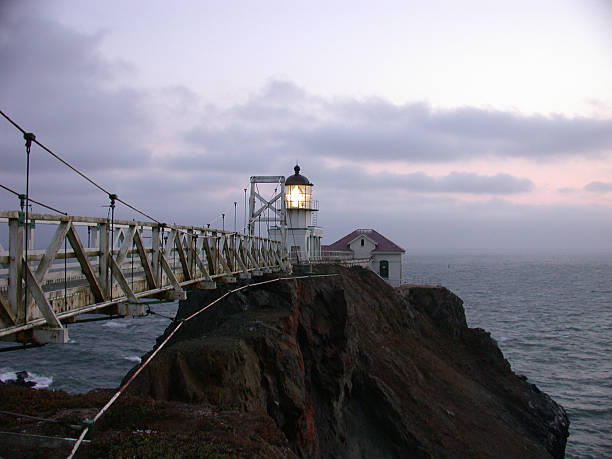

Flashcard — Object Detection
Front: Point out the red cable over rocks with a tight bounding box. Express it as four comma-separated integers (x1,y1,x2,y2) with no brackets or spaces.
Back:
66,273,338,458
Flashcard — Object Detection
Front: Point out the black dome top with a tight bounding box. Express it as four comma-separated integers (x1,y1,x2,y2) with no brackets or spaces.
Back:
285,164,312,186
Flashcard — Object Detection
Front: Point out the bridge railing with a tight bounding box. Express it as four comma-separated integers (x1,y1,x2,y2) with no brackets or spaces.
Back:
289,250,371,268
0,210,287,344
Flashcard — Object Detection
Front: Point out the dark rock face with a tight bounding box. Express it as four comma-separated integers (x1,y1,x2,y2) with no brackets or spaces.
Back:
127,266,569,458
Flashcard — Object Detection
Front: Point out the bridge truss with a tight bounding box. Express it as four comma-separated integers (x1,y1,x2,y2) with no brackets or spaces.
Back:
0,210,288,344
249,175,287,245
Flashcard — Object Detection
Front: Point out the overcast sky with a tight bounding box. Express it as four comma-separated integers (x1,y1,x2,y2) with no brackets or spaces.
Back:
1,0,612,251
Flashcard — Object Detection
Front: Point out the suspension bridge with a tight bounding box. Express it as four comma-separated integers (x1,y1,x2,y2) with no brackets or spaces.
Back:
0,110,288,346
0,210,287,345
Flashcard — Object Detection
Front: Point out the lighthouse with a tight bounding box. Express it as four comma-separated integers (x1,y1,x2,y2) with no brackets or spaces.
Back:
249,165,323,266
283,165,322,263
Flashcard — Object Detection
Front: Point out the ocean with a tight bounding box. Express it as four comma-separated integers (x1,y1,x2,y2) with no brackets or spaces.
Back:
1,252,610,457
403,252,611,458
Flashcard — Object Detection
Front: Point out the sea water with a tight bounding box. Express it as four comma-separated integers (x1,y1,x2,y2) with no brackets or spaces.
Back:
1,252,610,457
404,252,611,458
0,303,178,392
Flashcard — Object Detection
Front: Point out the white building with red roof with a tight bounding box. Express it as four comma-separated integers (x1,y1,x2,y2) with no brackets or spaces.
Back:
323,229,405,287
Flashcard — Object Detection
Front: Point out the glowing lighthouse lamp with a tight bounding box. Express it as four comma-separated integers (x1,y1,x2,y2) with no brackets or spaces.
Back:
288,185,307,208
285,172,312,210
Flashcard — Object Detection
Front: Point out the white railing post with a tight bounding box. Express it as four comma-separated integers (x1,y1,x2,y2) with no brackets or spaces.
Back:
152,225,161,287
26,219,35,250
8,217,24,323
98,222,109,296
187,229,195,277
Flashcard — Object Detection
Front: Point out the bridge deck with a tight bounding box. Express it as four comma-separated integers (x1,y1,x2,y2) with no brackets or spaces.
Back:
0,210,287,344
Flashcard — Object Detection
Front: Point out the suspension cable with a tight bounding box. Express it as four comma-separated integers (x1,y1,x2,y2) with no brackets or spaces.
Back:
0,109,26,134
23,132,35,306
0,109,160,224
0,183,67,215
64,233,68,314
1,110,246,236
1,109,256,252
109,194,116,300
0,409,80,430
33,137,161,223
0,183,21,197
145,307,174,321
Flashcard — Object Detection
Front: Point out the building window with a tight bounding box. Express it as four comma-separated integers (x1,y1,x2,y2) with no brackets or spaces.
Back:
379,260,389,278
361,239,364,247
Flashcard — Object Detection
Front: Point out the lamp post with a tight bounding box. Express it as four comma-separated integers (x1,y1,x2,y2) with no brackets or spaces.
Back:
234,201,237,232
222,213,225,231
244,188,247,233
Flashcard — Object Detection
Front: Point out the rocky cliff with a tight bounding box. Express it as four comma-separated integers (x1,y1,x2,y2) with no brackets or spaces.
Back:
126,265,569,458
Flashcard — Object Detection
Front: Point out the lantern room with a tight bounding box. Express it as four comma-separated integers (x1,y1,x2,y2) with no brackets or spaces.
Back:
285,165,314,209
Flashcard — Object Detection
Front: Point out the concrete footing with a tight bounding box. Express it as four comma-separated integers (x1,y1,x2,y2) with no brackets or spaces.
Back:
193,281,217,290
159,289,187,301
116,303,147,317
32,327,69,344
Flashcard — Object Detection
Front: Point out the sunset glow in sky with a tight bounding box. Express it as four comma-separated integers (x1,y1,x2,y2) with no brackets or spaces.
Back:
1,0,612,250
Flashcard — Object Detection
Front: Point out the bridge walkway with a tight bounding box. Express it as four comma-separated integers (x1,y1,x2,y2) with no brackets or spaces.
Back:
0,210,287,344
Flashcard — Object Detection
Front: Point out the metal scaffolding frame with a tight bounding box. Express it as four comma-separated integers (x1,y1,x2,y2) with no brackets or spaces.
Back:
248,175,289,270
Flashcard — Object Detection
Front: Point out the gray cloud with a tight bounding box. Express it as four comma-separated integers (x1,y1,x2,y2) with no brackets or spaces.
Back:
415,171,534,194
183,81,612,166
313,167,533,195
584,181,612,192
320,196,612,252
154,149,533,197
0,4,152,176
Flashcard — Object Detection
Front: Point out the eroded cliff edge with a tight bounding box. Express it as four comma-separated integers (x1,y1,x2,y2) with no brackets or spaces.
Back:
126,265,569,458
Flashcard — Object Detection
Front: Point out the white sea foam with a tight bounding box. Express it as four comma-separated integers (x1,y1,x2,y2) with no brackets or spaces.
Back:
0,369,15,382
102,321,128,328
30,372,53,389
0,368,53,389
124,356,141,363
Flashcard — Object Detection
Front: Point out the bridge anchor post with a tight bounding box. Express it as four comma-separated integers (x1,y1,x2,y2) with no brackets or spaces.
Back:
158,289,187,301
193,281,216,290
32,327,69,344
116,303,147,317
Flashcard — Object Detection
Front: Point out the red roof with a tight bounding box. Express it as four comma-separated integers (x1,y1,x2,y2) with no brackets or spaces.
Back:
323,229,405,253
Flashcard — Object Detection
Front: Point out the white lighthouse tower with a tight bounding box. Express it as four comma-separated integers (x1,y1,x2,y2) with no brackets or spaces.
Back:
283,165,322,263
